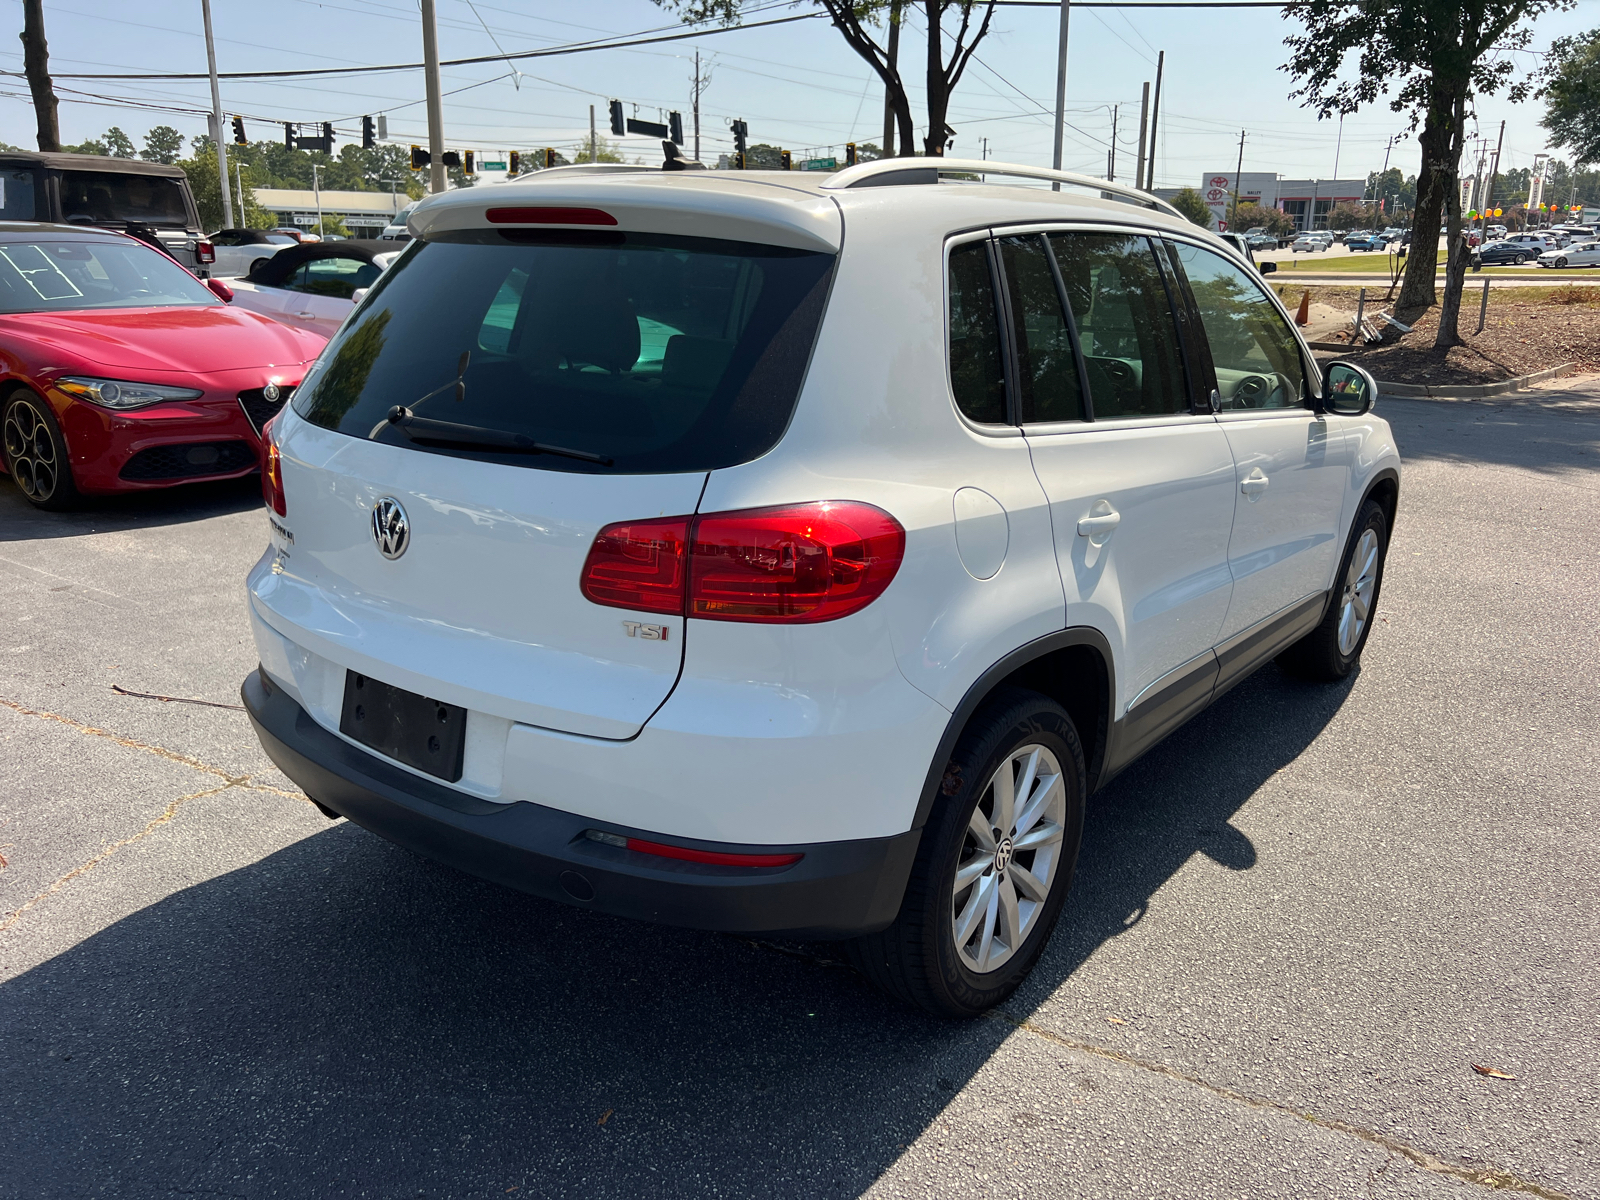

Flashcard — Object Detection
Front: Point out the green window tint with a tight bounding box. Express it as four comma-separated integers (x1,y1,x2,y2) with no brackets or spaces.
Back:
292,257,381,300
998,235,1085,424
1046,232,1188,420
1169,240,1306,410
947,240,1007,424
477,267,527,353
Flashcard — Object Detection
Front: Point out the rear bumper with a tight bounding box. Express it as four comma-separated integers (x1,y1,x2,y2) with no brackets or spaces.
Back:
242,669,920,939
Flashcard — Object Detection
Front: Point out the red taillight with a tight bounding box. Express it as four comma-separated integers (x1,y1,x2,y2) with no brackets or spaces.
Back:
196,239,215,264
579,502,904,624
585,829,801,868
485,206,617,226
261,415,287,516
579,518,690,615
690,502,905,623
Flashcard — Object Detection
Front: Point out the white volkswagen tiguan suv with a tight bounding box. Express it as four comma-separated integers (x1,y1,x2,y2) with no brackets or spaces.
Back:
243,159,1399,1016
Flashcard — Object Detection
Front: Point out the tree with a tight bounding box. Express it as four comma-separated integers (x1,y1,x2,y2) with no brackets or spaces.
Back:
744,142,786,169
1541,28,1600,165
1285,0,1573,349
1170,187,1213,228
570,134,625,164
1228,201,1294,236
103,127,136,158
312,214,350,238
180,144,273,231
1327,201,1375,230
20,0,60,151
141,125,184,164
656,1,996,157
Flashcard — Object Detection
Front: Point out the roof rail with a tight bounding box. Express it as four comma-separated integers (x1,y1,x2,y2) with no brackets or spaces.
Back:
821,158,1182,221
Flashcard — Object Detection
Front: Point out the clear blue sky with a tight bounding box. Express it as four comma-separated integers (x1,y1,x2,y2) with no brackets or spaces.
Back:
3,0,1591,187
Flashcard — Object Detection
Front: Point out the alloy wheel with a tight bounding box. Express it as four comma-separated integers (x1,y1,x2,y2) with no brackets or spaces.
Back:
1337,528,1380,656
3,398,61,504
951,743,1068,974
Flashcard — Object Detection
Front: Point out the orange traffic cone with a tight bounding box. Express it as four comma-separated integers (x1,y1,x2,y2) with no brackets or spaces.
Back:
1295,289,1311,326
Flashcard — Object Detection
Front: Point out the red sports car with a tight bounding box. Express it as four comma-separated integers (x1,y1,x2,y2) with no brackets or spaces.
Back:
0,223,326,509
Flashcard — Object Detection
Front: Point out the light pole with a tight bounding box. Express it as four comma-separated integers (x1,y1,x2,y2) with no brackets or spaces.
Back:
1050,0,1071,190
420,0,446,194
200,0,232,228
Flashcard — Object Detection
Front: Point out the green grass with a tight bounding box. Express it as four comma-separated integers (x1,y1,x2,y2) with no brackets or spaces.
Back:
1266,254,1582,278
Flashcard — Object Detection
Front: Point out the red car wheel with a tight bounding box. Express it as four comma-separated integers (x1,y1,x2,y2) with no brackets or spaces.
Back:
2,392,81,510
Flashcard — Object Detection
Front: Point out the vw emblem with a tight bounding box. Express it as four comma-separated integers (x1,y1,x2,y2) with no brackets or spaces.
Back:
371,497,409,559
994,836,1014,875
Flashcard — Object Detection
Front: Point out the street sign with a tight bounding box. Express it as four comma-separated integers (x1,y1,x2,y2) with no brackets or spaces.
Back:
800,157,837,171
481,160,507,171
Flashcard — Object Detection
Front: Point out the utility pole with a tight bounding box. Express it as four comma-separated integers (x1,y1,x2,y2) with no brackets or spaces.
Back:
20,0,60,151
1331,113,1344,181
1481,118,1505,234
236,159,244,220
200,0,233,228
692,49,702,161
1145,50,1164,191
1230,128,1245,229
1108,104,1118,181
881,0,902,156
312,163,323,235
420,0,447,194
589,104,597,162
1134,81,1150,194
1050,0,1072,189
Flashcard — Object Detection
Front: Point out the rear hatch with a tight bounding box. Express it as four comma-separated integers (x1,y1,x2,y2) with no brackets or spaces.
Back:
264,185,839,740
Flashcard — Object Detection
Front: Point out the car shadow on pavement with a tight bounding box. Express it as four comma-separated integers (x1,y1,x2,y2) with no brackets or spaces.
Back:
0,473,260,541
1382,391,1600,478
0,665,1352,1198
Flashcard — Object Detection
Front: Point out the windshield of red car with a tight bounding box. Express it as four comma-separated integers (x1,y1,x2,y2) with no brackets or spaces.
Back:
0,239,218,313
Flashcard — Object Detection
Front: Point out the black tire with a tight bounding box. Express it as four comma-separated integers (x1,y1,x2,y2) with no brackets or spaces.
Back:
250,257,269,273
2,391,81,510
1277,499,1389,681
845,687,1086,1018
1556,257,1568,269
1514,254,1526,265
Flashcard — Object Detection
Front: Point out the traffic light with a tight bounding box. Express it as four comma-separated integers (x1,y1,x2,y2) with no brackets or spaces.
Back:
322,122,335,147
669,111,684,146
845,142,857,166
409,145,430,170
463,150,475,174
543,148,556,169
362,115,375,149
509,151,521,175
441,150,461,169
609,100,625,137
731,119,748,155
231,116,246,145
732,153,745,170
780,150,792,171
284,123,295,150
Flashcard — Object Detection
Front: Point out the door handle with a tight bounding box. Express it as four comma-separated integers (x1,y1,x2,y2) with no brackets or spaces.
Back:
1240,468,1270,497
295,310,315,318
1077,502,1121,543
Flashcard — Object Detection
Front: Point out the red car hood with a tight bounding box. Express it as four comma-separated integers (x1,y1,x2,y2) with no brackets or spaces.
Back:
0,305,324,374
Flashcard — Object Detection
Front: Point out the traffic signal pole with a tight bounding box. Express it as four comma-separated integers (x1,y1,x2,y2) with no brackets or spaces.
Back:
1050,0,1071,191
420,0,447,194
200,0,233,228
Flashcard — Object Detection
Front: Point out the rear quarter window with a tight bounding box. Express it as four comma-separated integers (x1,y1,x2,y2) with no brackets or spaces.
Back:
293,230,836,474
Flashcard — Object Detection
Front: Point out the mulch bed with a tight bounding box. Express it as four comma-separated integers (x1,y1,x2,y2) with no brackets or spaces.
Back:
1284,284,1600,385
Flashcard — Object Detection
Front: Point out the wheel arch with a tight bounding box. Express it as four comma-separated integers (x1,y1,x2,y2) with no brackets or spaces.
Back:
912,627,1116,830
1359,466,1400,536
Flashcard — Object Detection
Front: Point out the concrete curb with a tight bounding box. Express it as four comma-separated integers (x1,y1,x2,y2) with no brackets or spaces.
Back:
1374,362,1578,399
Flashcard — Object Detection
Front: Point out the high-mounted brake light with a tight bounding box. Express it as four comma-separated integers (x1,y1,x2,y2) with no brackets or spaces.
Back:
485,206,618,226
579,502,904,624
584,829,802,868
260,414,287,516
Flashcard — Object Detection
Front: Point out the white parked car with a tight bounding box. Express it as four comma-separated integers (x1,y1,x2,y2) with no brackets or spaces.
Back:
1505,233,1557,253
1290,232,1330,252
378,201,420,242
1538,240,1600,268
203,228,299,277
225,241,399,339
242,160,1400,1016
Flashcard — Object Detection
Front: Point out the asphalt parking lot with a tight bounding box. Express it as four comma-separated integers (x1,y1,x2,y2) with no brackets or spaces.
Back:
2,382,1597,1199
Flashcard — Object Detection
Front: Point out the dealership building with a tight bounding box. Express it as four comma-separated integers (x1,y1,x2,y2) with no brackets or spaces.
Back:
1188,173,1369,231
251,188,410,235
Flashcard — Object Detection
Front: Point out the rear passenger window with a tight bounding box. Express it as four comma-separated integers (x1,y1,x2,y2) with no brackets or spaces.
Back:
947,240,1007,424
998,235,1085,424
1046,232,1188,420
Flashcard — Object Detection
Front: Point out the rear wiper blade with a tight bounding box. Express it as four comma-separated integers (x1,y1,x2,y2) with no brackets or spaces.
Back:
367,406,613,466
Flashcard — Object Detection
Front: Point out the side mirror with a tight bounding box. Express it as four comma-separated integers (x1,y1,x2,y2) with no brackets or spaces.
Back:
205,277,234,303
1258,260,1277,275
1319,360,1377,416
351,287,369,304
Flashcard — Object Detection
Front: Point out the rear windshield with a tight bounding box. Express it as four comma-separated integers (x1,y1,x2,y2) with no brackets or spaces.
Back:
292,230,836,474
0,238,217,313
59,171,190,227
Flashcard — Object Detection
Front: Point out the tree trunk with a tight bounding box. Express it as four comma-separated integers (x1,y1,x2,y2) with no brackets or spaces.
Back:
1433,91,1471,348
1398,84,1467,311
924,1,947,156
20,0,60,153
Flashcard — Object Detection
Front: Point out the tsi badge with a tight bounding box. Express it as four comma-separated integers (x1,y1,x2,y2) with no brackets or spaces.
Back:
371,496,410,560
622,621,669,642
